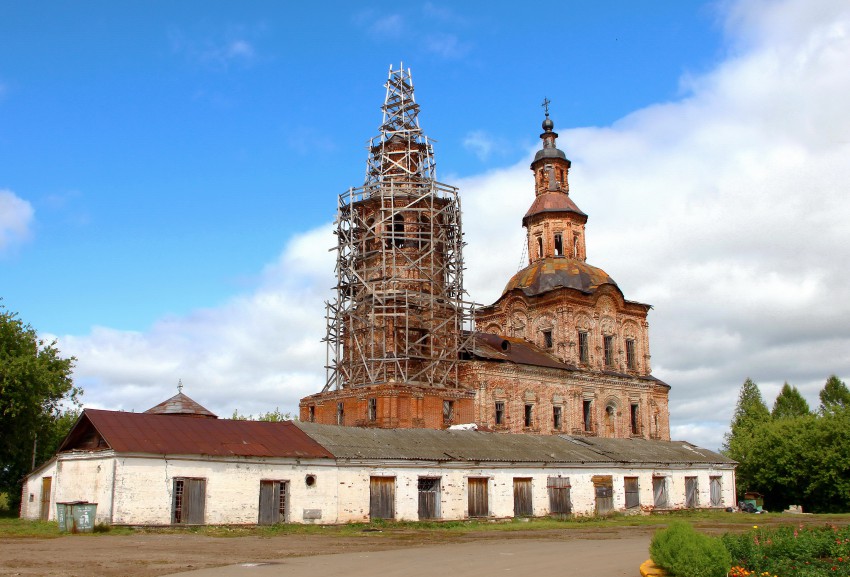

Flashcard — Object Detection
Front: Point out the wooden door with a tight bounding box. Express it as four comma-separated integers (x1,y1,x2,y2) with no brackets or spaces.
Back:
370,476,395,520
685,476,698,508
513,478,533,517
624,477,640,509
417,478,439,520
259,480,287,525
172,478,206,525
652,477,668,508
467,478,488,517
547,477,571,516
593,476,613,515
40,477,52,521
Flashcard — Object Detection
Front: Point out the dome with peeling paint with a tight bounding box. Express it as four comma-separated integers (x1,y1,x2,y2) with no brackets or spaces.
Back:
503,257,617,297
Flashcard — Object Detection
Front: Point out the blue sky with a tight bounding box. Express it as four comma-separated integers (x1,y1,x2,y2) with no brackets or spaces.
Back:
3,0,849,450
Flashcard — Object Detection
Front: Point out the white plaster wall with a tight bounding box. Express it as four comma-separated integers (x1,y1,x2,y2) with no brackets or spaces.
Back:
110,455,341,525
19,460,58,520
23,451,736,525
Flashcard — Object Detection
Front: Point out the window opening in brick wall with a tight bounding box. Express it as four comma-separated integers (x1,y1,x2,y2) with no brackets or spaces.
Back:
578,331,589,363
308,405,315,422
603,335,614,367
553,406,562,430
336,402,344,425
630,403,640,435
367,398,377,421
537,237,543,258
494,401,505,425
583,400,593,432
542,329,553,349
524,404,533,427
554,233,563,256
626,338,636,369
442,400,454,425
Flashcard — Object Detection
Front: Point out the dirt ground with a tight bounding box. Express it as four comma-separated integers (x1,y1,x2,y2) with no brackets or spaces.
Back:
0,517,840,577
0,526,653,577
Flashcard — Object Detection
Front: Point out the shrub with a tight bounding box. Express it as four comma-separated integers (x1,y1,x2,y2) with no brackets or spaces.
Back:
650,521,732,577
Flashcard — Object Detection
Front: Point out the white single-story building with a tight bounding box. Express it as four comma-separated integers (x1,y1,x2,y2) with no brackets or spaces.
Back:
21,394,736,525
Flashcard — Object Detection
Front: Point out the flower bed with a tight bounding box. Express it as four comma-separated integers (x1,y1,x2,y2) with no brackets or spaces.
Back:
723,524,850,577
650,523,850,577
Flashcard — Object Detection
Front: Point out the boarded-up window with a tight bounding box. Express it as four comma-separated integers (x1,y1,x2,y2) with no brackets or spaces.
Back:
418,478,440,520
369,476,395,520
710,476,722,507
513,478,533,517
172,478,206,525
468,477,489,517
652,477,668,508
258,480,288,525
547,477,571,516
593,476,614,515
624,477,640,509
685,476,698,508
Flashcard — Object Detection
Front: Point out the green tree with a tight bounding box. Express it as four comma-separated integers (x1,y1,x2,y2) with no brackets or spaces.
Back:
771,382,810,419
230,407,296,422
819,374,850,414
0,305,80,510
743,410,850,512
722,378,770,462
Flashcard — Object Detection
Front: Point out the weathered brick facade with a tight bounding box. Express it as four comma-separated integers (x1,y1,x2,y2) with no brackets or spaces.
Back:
302,74,671,441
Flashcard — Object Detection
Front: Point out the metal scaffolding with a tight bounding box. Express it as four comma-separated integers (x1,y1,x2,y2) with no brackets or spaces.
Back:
323,64,474,393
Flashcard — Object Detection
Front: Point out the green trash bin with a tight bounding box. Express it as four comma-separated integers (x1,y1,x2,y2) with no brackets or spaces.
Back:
55,502,71,531
56,502,97,532
70,502,97,533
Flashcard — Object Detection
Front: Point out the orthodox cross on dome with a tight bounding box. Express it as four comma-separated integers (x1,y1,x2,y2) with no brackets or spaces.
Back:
541,97,551,117
177,379,183,393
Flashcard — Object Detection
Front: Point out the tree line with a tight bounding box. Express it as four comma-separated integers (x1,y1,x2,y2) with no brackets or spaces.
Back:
723,375,850,513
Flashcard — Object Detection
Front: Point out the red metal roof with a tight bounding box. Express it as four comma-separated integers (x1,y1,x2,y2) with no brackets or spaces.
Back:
61,409,333,459
522,192,586,224
144,392,217,418
471,333,574,371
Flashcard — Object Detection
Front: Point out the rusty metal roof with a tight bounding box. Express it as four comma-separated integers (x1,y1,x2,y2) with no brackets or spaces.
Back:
470,332,574,371
295,422,734,465
522,192,586,224
60,409,334,459
144,392,217,418
503,258,618,297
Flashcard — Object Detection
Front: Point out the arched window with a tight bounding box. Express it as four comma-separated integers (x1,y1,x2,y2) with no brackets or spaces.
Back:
387,213,405,248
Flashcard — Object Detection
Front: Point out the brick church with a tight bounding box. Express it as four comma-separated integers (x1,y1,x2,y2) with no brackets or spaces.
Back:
300,66,670,440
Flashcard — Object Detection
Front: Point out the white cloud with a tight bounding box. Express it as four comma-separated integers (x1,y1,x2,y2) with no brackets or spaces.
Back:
62,224,335,418
462,130,512,161
459,0,850,450
0,189,34,253
170,29,257,69
63,0,850,453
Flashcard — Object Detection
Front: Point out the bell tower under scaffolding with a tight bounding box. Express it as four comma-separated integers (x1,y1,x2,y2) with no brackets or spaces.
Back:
321,64,474,401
